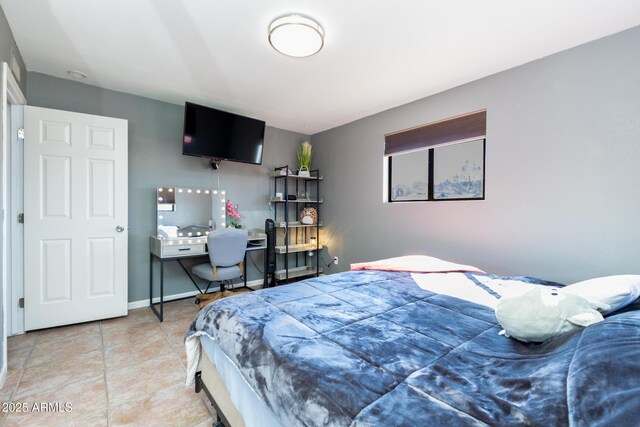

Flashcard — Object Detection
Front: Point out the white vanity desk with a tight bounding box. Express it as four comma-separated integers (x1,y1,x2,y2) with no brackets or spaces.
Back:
149,234,267,321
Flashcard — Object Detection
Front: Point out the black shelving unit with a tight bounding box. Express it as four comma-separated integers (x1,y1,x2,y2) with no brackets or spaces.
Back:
271,165,322,283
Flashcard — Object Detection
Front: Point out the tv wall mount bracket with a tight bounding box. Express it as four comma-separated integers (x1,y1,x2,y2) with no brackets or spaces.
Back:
210,159,222,170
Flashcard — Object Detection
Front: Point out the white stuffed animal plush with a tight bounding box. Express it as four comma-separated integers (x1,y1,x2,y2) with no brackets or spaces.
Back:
495,286,609,343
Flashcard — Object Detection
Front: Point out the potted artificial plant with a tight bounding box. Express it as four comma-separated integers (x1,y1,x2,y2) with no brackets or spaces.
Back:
296,141,312,177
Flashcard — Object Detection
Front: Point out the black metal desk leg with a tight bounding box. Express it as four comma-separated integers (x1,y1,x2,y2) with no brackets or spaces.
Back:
149,252,153,309
175,259,204,294
150,254,163,322
159,259,164,321
244,252,248,288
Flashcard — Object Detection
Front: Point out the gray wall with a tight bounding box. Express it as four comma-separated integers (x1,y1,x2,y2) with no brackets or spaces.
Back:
27,72,307,302
311,26,640,284
0,5,26,93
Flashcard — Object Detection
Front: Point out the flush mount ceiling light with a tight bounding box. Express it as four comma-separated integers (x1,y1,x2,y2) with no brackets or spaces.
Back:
268,15,324,58
67,70,87,79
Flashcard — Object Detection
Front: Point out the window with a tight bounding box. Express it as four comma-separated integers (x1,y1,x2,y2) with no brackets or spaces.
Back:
385,110,486,202
390,149,430,201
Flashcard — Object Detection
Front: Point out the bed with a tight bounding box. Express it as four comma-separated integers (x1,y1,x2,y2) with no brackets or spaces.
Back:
185,258,640,426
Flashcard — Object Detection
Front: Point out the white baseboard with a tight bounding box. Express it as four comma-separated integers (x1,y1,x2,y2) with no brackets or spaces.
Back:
128,279,265,310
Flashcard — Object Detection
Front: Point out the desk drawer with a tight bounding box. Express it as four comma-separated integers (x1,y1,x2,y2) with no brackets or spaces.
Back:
162,244,206,257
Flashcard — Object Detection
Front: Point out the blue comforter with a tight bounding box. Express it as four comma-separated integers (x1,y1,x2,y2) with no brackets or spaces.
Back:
186,270,640,426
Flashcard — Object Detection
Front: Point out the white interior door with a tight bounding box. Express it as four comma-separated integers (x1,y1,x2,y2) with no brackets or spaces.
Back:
24,106,128,331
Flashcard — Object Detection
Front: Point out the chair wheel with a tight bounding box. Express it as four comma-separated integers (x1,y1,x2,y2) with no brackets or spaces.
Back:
194,298,200,305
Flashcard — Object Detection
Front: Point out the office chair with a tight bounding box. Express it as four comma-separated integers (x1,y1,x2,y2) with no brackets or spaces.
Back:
192,228,249,306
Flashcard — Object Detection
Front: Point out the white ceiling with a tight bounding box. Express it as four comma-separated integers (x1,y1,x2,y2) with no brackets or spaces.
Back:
2,0,639,134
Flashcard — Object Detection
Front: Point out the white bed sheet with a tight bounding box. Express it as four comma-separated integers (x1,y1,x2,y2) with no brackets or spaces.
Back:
200,335,282,427
411,272,537,308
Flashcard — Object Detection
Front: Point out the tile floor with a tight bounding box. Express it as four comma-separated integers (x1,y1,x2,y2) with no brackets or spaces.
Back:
1,299,214,426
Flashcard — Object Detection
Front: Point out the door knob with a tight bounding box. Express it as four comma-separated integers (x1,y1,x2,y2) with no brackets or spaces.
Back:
116,226,125,232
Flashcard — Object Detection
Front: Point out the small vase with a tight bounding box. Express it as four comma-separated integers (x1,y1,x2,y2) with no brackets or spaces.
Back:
298,165,310,177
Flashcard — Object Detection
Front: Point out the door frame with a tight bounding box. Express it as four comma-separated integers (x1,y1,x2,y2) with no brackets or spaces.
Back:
1,62,26,387
7,66,25,336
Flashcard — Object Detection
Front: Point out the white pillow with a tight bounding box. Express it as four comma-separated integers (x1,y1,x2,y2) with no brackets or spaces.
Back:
562,275,640,314
495,286,605,343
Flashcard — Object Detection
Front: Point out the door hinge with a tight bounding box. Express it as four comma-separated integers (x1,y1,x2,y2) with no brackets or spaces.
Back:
18,213,24,223
17,128,24,141
18,298,24,308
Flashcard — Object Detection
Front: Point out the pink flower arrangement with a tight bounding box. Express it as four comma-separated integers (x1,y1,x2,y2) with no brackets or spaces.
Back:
226,201,241,228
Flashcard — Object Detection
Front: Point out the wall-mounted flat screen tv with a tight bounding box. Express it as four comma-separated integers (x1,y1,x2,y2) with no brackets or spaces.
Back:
182,102,265,165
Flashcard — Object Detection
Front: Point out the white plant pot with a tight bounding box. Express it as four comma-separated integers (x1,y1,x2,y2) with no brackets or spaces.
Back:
298,166,310,177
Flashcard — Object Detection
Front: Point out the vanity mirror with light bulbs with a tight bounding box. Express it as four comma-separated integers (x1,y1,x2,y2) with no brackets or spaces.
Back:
150,186,227,258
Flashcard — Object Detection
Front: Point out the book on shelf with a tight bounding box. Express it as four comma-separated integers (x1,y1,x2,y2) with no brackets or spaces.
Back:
275,221,323,228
